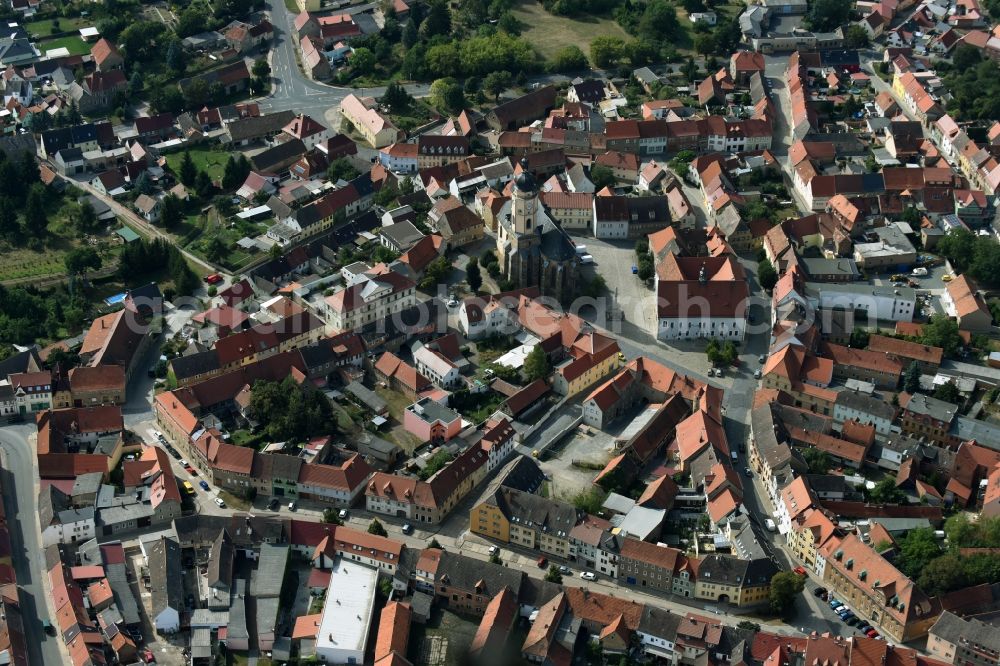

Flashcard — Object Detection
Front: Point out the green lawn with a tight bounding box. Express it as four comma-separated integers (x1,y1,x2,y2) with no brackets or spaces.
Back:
511,0,630,60
38,35,93,56
164,147,231,185
25,16,91,37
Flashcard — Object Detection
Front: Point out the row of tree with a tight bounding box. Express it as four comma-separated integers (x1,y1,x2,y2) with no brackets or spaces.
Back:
118,237,199,296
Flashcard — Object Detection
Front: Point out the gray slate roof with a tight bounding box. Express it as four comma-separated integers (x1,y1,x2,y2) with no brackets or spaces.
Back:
148,536,184,618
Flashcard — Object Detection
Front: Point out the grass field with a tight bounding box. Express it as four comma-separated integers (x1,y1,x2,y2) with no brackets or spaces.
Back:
164,147,231,185
38,35,92,56
511,0,630,61
25,17,91,37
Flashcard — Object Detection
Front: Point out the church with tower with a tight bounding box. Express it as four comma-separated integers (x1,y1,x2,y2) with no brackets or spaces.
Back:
496,160,580,302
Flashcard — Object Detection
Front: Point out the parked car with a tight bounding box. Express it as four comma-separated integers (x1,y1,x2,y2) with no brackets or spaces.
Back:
834,605,847,614
204,273,223,285
338,509,349,520
537,556,548,568
559,566,571,575
185,465,197,476
829,599,841,608
744,467,752,477
793,566,807,576
288,501,297,511
402,523,413,535
488,545,498,556
866,629,878,638
269,498,279,510
813,586,827,597
214,497,225,508
754,369,762,378
846,617,859,626
198,480,209,491
580,571,597,581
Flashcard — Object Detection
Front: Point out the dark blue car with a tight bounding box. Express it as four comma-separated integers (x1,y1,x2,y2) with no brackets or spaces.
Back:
199,480,210,491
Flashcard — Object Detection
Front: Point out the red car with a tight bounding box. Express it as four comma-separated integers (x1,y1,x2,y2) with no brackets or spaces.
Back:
793,566,807,576
141,650,155,664
537,557,548,568
184,465,197,476
204,273,223,285
866,629,878,638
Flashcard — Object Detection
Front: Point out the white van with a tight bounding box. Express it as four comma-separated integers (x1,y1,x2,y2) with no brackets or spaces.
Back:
765,518,776,532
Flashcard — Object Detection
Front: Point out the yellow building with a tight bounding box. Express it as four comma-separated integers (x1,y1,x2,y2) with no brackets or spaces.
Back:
340,94,403,148
470,485,580,559
553,334,622,398
694,555,777,608
819,533,940,643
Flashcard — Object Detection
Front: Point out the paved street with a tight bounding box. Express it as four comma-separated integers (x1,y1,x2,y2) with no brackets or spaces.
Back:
259,0,431,126
0,425,67,666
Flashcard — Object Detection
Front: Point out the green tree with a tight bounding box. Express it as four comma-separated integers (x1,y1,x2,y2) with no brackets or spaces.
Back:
637,258,654,281
489,550,502,564
551,45,588,72
869,477,906,505
937,228,977,272
849,327,870,348
222,154,252,191
638,0,678,41
769,571,805,617
380,81,412,112
524,345,551,381
895,528,943,578
903,361,921,393
805,0,851,31
160,194,184,228
590,36,625,68
758,259,778,291
350,47,377,76
921,315,962,356
166,40,187,74
430,77,465,113
23,184,48,238
252,57,271,81
65,247,102,281
590,164,616,190
737,620,761,632
845,24,870,48
178,151,198,187
933,380,961,403
694,32,716,56
74,201,99,234
421,0,452,38
483,71,513,102
203,235,227,263
802,448,831,474
466,257,482,291
545,565,563,583
327,158,360,183
322,508,343,524
368,518,388,537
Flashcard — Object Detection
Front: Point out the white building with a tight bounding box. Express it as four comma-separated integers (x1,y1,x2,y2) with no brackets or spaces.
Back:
655,256,749,342
807,282,915,322
313,559,379,665
636,607,679,662
413,345,461,388
324,270,417,332
458,296,519,340
41,506,95,547
833,390,899,435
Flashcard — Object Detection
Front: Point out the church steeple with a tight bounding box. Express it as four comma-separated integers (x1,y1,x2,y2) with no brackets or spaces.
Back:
512,158,538,234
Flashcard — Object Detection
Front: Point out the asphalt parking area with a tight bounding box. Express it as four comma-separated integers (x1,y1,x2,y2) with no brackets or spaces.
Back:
570,235,657,334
